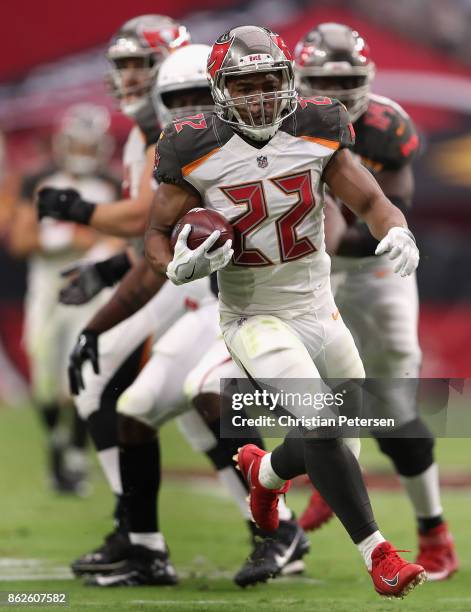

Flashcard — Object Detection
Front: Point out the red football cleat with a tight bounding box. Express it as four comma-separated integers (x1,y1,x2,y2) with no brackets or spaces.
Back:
370,541,426,598
298,486,334,531
235,444,290,532
416,523,459,581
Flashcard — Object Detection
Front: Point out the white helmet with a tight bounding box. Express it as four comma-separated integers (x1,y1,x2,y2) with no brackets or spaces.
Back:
53,104,114,176
153,44,214,126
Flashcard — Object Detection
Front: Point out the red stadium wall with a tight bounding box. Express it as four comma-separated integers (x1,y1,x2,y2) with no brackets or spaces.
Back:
0,0,240,80
420,306,471,378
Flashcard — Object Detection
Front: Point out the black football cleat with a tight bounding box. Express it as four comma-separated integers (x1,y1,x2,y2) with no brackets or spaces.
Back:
234,519,310,587
85,544,178,587
71,530,131,576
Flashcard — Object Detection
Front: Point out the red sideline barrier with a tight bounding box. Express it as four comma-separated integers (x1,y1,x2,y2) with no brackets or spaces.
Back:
420,304,471,378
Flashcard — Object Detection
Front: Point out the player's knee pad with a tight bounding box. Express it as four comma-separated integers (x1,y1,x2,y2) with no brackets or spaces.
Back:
116,385,157,428
374,417,435,477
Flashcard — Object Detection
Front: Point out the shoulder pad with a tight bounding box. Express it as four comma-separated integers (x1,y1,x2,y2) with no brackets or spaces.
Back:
282,97,355,149
154,113,232,185
354,95,419,171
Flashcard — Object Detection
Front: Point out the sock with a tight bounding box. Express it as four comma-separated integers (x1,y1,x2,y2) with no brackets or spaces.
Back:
399,463,443,528
97,447,122,494
217,466,252,520
357,530,386,570
259,453,286,489
119,440,160,533
303,437,377,543
278,496,293,521
129,532,166,552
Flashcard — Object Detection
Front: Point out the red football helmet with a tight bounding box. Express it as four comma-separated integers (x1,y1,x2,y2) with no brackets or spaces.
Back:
294,23,375,122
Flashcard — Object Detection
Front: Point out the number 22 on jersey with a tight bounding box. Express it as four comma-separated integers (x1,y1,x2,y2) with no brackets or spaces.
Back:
220,170,317,266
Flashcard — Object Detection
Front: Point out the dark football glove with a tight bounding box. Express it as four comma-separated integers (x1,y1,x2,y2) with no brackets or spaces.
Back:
59,252,132,305
68,330,99,395
37,187,96,225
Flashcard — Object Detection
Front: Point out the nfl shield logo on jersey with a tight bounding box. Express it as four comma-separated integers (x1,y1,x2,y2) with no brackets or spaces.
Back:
257,155,268,168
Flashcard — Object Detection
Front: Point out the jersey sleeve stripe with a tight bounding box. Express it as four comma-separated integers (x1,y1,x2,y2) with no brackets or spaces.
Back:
300,136,340,150
182,146,221,177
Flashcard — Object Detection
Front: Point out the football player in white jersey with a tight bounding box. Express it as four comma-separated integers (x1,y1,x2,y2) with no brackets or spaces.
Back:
294,23,458,582
36,15,193,580
61,44,307,588
146,25,426,599
9,103,119,494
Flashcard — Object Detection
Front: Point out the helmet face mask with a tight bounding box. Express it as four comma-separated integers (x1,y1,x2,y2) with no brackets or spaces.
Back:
295,23,375,122
208,26,297,142
106,15,190,119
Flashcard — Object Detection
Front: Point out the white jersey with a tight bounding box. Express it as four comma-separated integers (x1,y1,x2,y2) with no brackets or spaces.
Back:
122,125,150,256
155,98,354,318
122,125,147,199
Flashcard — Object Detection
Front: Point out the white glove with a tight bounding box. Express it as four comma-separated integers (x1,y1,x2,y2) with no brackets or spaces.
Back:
166,224,233,285
375,227,419,277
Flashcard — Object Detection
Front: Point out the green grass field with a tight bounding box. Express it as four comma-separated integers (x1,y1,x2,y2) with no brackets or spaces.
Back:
1,405,470,611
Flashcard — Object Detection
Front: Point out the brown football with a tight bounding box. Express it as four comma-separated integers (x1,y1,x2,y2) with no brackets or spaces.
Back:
170,208,234,253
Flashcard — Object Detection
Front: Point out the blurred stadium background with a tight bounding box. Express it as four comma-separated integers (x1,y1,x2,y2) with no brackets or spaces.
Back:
0,1,470,609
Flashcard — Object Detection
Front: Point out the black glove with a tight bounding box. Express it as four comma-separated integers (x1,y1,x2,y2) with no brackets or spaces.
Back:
68,330,99,395
59,252,132,305
37,187,96,225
